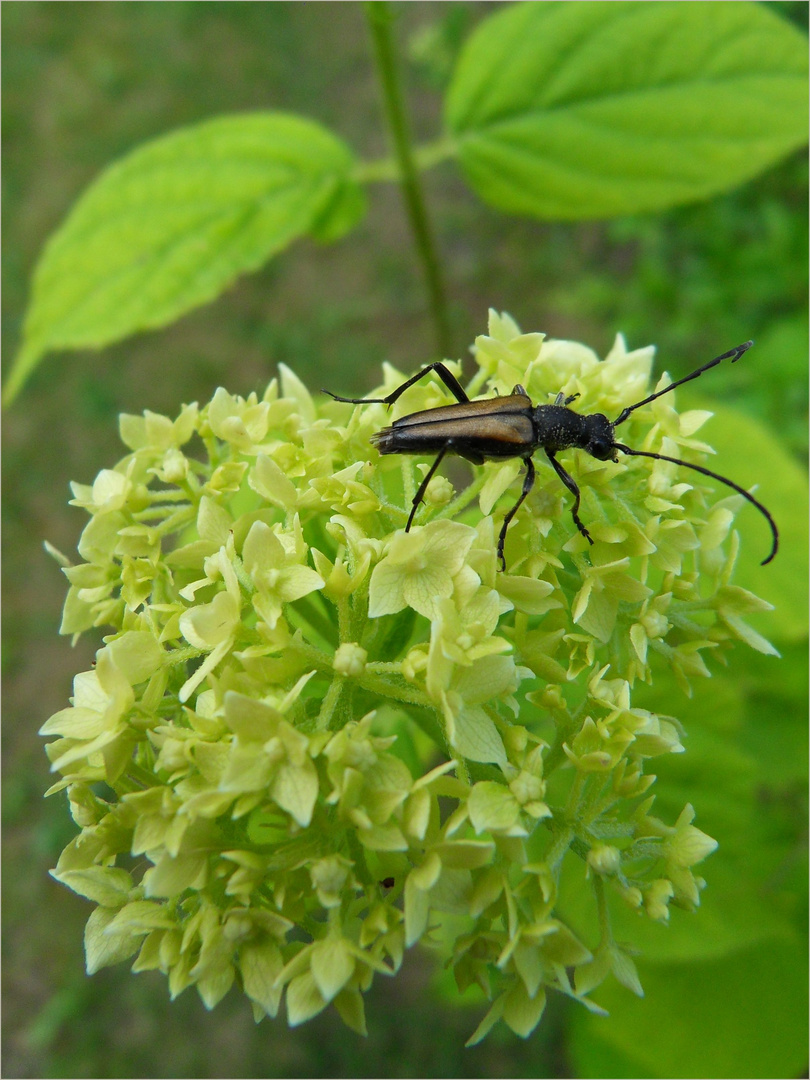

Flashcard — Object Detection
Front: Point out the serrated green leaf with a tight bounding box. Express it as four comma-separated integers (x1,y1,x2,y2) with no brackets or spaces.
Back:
6,112,365,403
446,2,807,221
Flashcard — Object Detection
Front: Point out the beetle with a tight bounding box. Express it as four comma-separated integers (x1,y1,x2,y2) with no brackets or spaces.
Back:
324,341,778,571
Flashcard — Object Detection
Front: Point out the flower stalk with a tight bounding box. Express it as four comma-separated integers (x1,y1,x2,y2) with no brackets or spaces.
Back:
365,1,452,358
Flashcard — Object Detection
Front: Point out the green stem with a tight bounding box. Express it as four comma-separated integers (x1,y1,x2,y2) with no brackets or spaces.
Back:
354,156,401,184
364,1,452,359
593,875,612,944
139,505,196,535
544,702,585,777
566,770,587,817
546,822,575,874
314,676,344,732
358,670,432,709
438,467,489,524
355,139,456,184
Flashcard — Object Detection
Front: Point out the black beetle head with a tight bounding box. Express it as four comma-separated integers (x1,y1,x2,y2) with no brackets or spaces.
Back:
583,413,617,461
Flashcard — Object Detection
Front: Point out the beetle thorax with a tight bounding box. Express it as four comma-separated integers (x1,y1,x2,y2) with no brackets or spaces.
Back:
533,405,616,460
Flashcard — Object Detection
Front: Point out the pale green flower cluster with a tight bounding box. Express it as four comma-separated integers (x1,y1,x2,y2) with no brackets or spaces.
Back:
42,311,775,1042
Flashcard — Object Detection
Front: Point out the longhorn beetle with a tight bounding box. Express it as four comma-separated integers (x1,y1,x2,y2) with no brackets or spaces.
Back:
324,341,778,571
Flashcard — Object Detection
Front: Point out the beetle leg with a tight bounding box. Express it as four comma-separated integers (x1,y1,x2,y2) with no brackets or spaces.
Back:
497,457,536,571
324,362,470,407
405,446,448,532
545,450,593,544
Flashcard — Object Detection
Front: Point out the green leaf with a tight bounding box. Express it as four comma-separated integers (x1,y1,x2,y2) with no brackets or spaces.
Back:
6,112,365,403
446,2,808,221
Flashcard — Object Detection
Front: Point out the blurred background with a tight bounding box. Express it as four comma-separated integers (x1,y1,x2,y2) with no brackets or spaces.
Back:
3,3,807,1077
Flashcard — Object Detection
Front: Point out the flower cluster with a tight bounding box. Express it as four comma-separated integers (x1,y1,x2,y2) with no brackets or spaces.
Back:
42,311,775,1041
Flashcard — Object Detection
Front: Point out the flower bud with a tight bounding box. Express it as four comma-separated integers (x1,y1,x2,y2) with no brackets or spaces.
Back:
333,642,368,677
587,845,621,877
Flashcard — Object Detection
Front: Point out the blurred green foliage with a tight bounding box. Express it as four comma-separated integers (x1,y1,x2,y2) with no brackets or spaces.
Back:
3,3,806,1078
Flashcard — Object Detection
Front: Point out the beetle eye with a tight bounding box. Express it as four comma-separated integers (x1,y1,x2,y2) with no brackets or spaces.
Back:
585,414,615,460
591,439,613,461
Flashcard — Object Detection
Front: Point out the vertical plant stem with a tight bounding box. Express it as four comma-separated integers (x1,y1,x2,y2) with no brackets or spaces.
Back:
593,875,611,943
364,1,452,359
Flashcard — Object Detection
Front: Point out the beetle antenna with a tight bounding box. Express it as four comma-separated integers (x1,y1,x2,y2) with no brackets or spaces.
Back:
614,341,754,427
612,442,778,565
